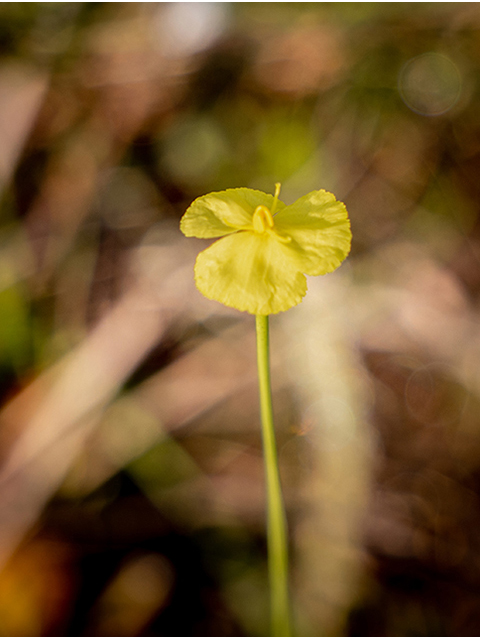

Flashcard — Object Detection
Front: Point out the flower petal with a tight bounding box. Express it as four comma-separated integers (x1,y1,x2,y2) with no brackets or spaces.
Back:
194,231,306,315
274,190,351,275
180,188,286,239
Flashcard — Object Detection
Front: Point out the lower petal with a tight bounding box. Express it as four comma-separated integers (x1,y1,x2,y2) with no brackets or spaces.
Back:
194,232,307,315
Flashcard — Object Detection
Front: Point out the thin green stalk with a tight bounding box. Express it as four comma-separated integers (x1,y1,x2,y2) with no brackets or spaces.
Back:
255,314,291,637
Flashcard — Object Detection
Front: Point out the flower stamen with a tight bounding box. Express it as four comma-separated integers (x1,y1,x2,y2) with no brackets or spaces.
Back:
253,205,275,233
271,182,281,216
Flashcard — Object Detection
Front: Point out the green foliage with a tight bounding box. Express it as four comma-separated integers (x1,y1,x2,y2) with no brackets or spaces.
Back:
0,283,32,374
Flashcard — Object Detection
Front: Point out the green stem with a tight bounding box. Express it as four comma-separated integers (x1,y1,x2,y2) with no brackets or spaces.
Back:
255,314,291,637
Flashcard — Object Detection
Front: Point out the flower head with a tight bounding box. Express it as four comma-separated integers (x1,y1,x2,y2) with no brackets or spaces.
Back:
180,184,351,315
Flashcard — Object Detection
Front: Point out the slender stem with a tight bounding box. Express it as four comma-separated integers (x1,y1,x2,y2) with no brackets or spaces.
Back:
255,314,291,637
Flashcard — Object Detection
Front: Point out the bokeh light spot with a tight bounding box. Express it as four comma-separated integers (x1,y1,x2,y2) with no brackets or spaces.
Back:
154,3,229,58
160,115,227,185
399,52,462,116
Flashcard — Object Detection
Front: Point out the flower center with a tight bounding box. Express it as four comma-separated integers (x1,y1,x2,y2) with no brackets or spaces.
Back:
252,205,274,234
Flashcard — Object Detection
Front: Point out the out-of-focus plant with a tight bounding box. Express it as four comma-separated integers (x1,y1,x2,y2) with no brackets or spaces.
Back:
181,183,351,635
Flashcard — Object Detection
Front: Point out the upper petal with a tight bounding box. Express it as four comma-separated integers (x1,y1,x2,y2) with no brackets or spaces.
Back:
180,188,286,239
274,189,351,275
194,231,306,315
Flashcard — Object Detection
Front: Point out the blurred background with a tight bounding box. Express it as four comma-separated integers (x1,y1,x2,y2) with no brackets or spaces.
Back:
1,2,480,636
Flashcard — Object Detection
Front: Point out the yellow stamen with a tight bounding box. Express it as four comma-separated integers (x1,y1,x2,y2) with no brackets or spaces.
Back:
271,182,281,216
253,205,275,233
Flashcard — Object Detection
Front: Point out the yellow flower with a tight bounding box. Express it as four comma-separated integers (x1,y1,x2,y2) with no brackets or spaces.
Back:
180,184,351,315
